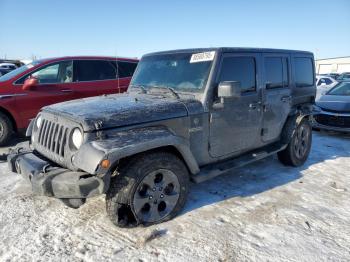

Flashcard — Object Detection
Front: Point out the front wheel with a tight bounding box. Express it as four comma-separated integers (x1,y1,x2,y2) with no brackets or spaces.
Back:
106,152,189,227
278,118,312,167
0,112,14,146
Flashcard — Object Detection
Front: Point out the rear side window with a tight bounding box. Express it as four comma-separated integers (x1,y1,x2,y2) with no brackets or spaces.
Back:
75,60,117,82
294,58,314,87
318,78,333,86
116,61,138,78
317,78,325,86
218,56,256,92
324,78,333,85
264,57,289,89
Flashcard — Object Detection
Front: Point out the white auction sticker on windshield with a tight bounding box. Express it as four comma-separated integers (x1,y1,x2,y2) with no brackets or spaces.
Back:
190,51,216,63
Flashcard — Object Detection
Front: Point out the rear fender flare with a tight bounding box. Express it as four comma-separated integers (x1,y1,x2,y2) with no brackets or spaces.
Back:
281,107,312,144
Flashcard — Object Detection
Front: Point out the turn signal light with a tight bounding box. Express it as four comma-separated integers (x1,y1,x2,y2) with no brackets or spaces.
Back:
101,159,110,169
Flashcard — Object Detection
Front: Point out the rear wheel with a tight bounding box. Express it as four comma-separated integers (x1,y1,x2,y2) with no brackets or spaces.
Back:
0,112,14,146
106,152,189,227
278,118,312,167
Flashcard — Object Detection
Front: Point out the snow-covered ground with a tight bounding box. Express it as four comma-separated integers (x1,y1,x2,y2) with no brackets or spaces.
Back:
0,131,349,262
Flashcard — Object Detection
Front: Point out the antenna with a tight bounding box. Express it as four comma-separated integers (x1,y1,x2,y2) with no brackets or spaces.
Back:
115,48,120,94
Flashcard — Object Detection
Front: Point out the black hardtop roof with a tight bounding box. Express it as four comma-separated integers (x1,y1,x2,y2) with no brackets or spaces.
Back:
145,47,313,57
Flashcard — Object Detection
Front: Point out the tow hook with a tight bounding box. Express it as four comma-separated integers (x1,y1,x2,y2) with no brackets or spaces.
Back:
42,164,51,174
15,159,21,174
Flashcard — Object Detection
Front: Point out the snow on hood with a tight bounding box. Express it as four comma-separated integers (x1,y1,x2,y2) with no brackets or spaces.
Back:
43,93,203,131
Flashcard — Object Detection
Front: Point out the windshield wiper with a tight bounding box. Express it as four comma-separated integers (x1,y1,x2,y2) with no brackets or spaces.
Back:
150,85,180,99
130,84,147,94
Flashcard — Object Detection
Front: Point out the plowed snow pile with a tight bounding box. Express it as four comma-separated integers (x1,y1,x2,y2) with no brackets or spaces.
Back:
0,132,349,262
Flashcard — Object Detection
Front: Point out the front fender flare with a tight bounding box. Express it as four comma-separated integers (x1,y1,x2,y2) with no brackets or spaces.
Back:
73,127,200,175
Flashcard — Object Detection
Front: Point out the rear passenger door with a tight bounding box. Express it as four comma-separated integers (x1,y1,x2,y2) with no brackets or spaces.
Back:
72,60,130,98
261,54,291,143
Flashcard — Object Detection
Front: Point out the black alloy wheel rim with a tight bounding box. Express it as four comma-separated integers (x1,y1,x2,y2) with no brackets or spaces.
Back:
294,123,310,159
132,169,180,223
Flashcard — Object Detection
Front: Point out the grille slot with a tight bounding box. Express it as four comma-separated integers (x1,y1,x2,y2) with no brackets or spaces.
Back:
37,119,68,157
315,114,350,128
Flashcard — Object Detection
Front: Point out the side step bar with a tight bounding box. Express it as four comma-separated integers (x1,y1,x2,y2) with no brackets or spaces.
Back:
192,143,287,183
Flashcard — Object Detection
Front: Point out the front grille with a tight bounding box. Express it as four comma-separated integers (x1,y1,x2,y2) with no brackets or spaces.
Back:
37,119,69,157
314,114,350,128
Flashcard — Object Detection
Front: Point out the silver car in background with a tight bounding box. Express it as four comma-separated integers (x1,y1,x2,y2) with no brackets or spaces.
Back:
315,75,337,100
312,81,350,133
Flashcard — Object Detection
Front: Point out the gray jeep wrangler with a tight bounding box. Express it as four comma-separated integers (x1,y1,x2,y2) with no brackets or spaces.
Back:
8,48,316,227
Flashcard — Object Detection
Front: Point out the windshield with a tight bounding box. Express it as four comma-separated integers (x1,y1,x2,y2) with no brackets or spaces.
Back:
327,82,350,96
0,60,42,82
338,73,350,80
130,51,215,93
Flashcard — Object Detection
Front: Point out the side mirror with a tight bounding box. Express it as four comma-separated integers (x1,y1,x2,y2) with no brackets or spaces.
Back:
218,81,241,99
22,77,38,91
213,81,241,109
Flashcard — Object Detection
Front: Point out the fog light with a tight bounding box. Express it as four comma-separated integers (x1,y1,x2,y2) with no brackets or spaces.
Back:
100,159,110,169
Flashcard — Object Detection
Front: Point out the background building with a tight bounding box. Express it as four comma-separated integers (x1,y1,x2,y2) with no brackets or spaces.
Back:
315,56,350,74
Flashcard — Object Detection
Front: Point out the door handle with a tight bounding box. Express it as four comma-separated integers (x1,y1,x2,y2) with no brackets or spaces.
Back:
281,95,291,102
61,89,73,93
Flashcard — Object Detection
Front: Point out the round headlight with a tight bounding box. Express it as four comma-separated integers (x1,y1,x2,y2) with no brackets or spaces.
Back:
36,116,42,129
71,128,83,149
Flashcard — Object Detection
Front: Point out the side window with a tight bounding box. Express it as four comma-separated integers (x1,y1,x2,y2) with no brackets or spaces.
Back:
324,78,332,85
75,60,117,82
218,56,256,93
32,64,59,83
318,78,326,86
264,57,289,89
294,58,314,87
16,61,73,84
116,61,138,78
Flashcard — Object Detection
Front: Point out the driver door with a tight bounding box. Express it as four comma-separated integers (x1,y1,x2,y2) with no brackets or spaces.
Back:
209,53,263,158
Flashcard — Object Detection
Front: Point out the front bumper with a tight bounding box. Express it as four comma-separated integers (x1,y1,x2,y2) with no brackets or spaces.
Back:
311,111,350,133
7,143,108,198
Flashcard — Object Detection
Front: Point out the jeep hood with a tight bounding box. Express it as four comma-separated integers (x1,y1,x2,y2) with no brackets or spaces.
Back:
317,95,350,112
43,93,203,131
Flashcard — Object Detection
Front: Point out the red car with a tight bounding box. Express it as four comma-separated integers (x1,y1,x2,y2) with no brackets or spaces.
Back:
0,56,138,145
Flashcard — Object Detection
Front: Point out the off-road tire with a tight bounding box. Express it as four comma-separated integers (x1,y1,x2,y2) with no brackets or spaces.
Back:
106,152,189,227
0,112,14,146
278,118,312,167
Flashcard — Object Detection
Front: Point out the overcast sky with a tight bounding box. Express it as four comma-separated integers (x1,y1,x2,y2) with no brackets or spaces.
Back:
0,0,349,60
